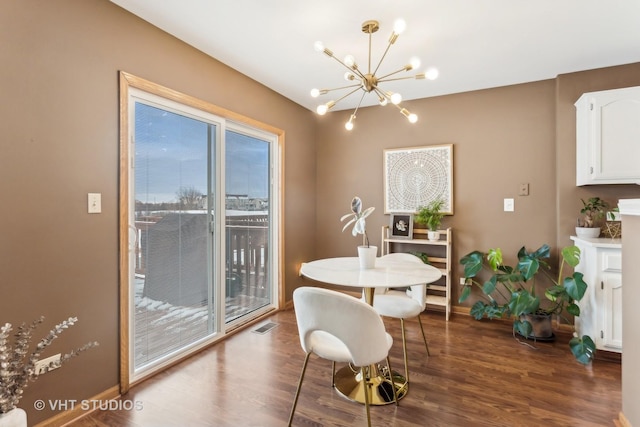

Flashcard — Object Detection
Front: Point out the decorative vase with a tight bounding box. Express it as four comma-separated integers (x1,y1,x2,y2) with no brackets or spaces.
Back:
0,408,27,427
357,245,377,269
575,227,601,238
427,230,440,241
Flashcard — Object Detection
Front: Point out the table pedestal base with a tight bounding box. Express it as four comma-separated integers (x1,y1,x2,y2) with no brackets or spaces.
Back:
334,365,408,405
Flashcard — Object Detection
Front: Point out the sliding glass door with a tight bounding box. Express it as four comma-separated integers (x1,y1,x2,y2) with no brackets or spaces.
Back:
123,79,280,383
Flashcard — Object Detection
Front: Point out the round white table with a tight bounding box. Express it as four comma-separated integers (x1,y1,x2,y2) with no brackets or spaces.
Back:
299,256,442,405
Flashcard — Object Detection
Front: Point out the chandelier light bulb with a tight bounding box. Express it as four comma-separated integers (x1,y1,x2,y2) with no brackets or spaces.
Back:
316,104,329,115
344,72,356,81
345,114,356,131
378,96,388,106
426,67,439,80
310,88,320,98
393,19,407,35
409,57,421,70
390,92,402,105
400,108,418,123
344,55,356,68
313,41,325,52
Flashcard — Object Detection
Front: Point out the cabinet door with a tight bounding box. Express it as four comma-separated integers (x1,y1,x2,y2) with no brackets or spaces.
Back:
601,272,623,350
591,87,640,183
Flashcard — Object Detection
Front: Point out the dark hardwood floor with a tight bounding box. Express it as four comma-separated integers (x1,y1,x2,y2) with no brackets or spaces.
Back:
69,305,621,427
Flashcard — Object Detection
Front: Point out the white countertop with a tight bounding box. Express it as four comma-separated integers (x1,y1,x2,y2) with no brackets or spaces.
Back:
571,236,622,249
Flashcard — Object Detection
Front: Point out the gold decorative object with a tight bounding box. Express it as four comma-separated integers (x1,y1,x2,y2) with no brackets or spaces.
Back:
311,19,438,130
604,221,621,239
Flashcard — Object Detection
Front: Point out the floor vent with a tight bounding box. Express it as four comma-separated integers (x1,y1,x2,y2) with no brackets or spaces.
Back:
252,322,278,334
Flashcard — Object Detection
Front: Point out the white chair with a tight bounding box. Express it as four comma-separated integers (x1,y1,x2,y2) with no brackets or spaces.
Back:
371,253,431,385
288,287,397,427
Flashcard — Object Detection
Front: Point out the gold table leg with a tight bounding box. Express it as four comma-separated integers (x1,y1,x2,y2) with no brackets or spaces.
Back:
333,364,407,405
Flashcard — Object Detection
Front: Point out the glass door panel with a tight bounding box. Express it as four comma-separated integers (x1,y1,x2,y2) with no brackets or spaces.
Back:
133,102,214,370
224,130,272,323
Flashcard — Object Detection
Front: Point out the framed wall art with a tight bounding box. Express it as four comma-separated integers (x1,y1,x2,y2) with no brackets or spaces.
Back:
389,214,413,239
383,144,453,214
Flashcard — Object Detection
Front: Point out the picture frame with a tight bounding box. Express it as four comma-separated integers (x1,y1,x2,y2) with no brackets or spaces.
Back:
383,144,454,214
389,214,413,239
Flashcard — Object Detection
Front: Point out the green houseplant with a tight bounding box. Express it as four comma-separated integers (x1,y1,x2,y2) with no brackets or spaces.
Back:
575,197,608,238
459,243,596,364
414,198,445,241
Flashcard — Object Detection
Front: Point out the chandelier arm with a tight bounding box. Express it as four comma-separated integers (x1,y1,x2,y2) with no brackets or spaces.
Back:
327,55,368,81
319,83,365,94
372,39,395,77
378,74,423,83
376,67,412,81
352,90,367,116
331,86,367,109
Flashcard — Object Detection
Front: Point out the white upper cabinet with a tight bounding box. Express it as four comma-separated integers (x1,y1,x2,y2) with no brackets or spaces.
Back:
575,86,640,185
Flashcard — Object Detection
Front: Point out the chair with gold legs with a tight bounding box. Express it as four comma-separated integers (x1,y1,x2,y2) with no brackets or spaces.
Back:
370,253,430,386
288,286,397,427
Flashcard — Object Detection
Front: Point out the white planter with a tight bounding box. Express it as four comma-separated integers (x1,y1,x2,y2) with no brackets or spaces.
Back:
575,227,601,238
357,245,377,269
0,408,27,427
427,230,440,241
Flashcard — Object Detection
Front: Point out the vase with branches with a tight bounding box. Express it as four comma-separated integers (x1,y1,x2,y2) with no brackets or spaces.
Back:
0,316,99,415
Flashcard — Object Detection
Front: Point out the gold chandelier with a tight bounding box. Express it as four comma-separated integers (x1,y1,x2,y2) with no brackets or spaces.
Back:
311,19,438,131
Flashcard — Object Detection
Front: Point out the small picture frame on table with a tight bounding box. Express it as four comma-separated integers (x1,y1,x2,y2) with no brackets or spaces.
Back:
390,214,413,239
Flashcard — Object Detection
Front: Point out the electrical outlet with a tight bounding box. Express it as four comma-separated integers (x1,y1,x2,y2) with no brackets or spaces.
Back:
504,198,514,212
519,183,530,196
35,354,61,375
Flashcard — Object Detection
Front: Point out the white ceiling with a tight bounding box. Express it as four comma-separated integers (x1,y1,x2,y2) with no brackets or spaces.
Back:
110,0,640,112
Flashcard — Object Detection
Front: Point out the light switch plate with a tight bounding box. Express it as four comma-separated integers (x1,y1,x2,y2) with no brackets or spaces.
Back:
88,193,102,213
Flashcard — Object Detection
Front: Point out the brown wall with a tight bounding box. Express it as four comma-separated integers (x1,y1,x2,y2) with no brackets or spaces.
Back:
0,0,316,424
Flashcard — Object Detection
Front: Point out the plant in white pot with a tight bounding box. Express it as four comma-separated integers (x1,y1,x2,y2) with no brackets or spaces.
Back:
341,196,376,269
414,198,445,241
0,316,98,426
575,197,608,238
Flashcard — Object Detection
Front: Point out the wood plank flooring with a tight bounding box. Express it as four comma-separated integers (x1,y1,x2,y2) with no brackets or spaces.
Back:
69,305,621,427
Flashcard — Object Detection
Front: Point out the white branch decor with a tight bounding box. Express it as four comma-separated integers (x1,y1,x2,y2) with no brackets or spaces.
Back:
0,316,99,413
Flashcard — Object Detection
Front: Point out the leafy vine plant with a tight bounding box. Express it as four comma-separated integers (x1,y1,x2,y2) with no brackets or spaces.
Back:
0,316,99,413
341,196,375,247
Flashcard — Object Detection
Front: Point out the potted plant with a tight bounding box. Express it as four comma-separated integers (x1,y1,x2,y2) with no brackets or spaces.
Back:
0,316,98,425
341,196,376,268
414,198,445,241
575,197,608,238
459,243,596,364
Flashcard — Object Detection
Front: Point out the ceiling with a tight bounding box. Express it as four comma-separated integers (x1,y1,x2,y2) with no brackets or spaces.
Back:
110,0,640,112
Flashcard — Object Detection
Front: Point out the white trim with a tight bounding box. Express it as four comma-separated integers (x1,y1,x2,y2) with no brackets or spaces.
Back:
618,199,640,216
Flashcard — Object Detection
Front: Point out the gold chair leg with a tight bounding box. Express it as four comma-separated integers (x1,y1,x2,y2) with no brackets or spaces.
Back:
288,352,311,426
400,318,409,384
417,315,431,356
362,366,372,427
331,361,336,387
386,356,399,406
